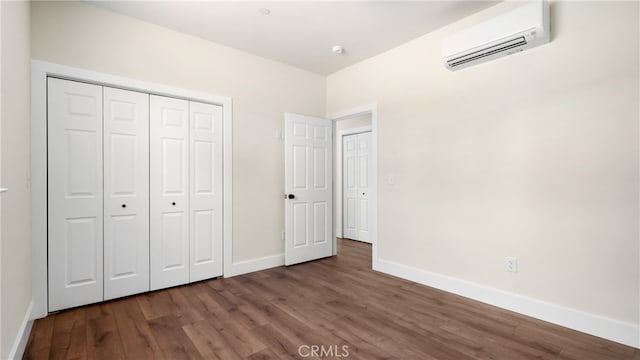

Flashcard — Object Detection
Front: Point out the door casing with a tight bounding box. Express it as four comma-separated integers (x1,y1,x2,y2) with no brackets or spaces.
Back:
328,104,379,261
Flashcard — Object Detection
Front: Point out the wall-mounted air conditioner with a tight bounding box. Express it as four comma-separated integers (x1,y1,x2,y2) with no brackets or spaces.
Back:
442,0,550,71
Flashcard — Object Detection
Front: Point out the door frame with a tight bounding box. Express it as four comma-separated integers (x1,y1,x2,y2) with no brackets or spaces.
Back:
336,126,372,239
30,60,233,318
328,104,378,265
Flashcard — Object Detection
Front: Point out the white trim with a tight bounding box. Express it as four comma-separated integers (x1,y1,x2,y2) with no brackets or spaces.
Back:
226,254,285,277
7,301,34,360
30,60,233,317
337,125,372,137
375,258,640,349
328,104,378,261
31,62,47,318
222,96,234,280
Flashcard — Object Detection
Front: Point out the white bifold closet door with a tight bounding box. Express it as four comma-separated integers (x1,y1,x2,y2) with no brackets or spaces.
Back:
343,132,372,243
189,102,223,282
103,87,150,300
48,79,224,309
150,96,190,290
150,96,223,290
48,78,104,311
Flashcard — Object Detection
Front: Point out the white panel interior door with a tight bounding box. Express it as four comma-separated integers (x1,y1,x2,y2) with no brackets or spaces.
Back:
150,95,190,290
343,134,358,240
189,101,223,281
342,132,371,243
356,132,371,242
103,87,150,300
284,113,333,265
48,78,104,311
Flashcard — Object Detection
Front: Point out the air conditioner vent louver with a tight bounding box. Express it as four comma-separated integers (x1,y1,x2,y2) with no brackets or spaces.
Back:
447,36,527,68
442,0,549,71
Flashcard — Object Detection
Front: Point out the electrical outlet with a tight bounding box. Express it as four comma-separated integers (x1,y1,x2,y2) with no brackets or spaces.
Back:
505,256,518,273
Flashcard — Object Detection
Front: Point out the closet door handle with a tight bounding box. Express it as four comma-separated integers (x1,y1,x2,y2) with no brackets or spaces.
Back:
172,202,176,206
121,204,126,208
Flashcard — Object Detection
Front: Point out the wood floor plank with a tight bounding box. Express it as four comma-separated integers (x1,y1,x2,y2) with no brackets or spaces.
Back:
110,297,165,359
136,291,175,321
166,286,207,326
200,279,270,331
49,307,86,360
182,319,243,360
249,324,300,360
189,289,267,357
23,313,55,360
86,312,127,360
65,310,88,360
147,314,203,359
319,320,396,360
245,348,283,360
25,239,640,360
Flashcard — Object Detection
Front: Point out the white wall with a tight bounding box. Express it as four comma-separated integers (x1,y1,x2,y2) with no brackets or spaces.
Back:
335,114,371,238
1,1,32,358
31,1,326,263
328,0,639,333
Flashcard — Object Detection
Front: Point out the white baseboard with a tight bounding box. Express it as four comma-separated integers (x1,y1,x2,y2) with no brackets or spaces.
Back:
7,301,35,360
226,254,285,277
374,259,640,349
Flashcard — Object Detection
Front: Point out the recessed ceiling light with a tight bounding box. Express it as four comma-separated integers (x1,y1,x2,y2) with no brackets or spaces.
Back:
332,45,345,54
258,8,271,15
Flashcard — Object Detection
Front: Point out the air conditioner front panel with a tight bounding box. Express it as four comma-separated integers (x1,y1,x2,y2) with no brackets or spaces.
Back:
446,36,528,68
442,0,549,71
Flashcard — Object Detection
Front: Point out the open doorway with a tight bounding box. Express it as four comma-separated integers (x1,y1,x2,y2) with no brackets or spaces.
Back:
331,105,378,264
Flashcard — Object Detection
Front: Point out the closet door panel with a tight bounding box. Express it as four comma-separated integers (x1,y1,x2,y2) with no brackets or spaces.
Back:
150,95,190,290
48,78,104,311
103,87,150,300
189,102,223,281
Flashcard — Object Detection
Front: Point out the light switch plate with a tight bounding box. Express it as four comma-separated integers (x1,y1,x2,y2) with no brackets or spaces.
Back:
388,174,396,185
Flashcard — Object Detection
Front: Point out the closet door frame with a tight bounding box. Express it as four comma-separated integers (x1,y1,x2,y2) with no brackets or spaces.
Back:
30,61,233,318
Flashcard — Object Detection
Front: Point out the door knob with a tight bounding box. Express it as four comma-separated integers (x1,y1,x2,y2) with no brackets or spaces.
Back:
287,194,295,199
121,204,126,208
172,202,176,206
362,192,366,195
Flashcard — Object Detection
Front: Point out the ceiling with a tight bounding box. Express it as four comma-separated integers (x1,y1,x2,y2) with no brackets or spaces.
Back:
89,1,498,75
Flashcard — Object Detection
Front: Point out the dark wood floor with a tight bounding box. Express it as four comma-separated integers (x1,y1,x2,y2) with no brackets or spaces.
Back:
25,239,639,360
